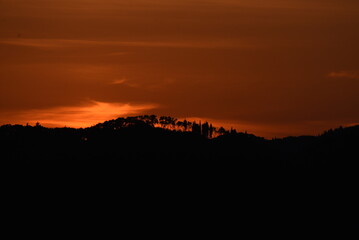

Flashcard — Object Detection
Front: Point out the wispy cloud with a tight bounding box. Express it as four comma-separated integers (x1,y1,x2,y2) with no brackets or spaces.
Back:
111,79,127,85
106,52,129,56
110,78,139,87
0,38,256,50
328,71,359,79
6,100,157,128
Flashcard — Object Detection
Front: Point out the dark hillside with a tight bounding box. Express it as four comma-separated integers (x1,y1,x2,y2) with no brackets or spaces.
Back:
1,116,358,232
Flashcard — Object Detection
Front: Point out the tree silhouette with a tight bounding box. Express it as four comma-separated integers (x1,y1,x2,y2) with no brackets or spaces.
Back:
1,116,358,233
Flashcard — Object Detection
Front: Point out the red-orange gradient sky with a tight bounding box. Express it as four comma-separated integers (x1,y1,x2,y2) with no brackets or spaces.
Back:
1,0,359,138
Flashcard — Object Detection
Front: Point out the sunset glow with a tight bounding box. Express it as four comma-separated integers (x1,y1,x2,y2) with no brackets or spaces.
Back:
2,101,157,128
1,0,359,137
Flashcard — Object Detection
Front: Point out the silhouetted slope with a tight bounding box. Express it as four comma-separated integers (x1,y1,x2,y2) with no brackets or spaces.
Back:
1,116,358,232
1,117,358,178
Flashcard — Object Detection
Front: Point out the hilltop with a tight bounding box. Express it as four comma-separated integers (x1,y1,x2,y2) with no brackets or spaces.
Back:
1,115,358,174
1,115,359,231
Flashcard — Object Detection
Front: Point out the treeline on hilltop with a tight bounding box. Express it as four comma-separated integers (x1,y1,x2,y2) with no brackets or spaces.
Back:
1,114,358,172
1,114,359,188
93,115,238,138
1,115,359,229
0,114,260,167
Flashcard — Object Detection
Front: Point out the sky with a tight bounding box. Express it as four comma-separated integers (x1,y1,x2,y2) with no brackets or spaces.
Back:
1,0,359,138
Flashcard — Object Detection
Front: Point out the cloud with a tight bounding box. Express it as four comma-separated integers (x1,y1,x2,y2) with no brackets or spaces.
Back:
111,79,127,85
106,52,129,56
328,71,359,79
0,38,256,50
3,101,158,128
110,78,140,88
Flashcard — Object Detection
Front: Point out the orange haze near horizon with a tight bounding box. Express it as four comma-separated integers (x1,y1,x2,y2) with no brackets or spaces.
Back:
1,0,359,138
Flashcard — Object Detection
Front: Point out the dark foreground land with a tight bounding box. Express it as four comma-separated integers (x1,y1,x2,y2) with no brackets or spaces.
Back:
1,116,358,234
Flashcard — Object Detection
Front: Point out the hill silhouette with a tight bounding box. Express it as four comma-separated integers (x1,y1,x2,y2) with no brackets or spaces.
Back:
2,115,358,173
1,115,358,233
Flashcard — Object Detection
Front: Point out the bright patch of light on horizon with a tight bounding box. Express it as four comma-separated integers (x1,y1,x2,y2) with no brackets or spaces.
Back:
15,101,157,128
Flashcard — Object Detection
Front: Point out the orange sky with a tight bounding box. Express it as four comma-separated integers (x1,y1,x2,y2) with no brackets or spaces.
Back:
1,0,359,138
